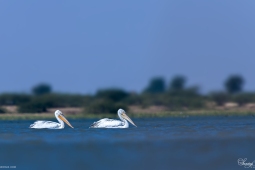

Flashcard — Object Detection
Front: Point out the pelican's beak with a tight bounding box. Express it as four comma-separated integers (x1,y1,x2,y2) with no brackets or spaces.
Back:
58,115,74,128
122,113,137,127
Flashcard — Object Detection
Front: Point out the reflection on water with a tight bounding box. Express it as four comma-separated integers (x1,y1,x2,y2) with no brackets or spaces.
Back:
0,116,255,170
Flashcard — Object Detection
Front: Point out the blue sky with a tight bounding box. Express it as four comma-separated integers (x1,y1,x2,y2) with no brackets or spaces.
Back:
0,0,254,94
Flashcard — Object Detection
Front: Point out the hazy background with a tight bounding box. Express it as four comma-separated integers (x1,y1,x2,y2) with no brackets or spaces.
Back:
0,0,254,94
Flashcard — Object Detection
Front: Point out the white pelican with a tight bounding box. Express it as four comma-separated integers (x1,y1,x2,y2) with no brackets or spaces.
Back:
30,110,74,129
90,109,137,128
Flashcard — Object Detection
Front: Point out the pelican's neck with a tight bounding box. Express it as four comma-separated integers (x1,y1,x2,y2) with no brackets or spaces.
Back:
118,114,129,128
55,114,64,129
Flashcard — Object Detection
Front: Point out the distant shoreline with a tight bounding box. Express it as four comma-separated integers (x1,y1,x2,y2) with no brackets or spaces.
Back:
0,110,254,120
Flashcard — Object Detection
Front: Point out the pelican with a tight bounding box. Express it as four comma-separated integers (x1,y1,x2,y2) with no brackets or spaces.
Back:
90,109,137,128
30,110,74,129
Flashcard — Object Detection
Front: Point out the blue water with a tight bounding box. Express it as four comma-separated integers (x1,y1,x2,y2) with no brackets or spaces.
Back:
0,116,255,170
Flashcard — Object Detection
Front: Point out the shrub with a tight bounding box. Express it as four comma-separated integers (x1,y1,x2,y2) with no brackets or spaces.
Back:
33,94,90,107
18,100,52,113
163,96,205,110
96,89,129,102
233,93,255,105
123,93,142,105
86,100,128,114
168,86,200,97
0,94,31,105
0,107,6,114
140,93,165,107
210,92,229,106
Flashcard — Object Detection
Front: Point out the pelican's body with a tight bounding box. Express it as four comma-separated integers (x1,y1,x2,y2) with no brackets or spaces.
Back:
30,110,74,129
90,109,137,128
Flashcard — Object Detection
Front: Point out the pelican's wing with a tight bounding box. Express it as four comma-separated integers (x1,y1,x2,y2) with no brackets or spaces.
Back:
90,118,124,128
30,120,60,129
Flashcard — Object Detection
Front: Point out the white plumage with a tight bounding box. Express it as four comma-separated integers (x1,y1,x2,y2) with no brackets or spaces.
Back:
30,121,63,129
90,118,125,128
30,110,74,129
90,109,137,128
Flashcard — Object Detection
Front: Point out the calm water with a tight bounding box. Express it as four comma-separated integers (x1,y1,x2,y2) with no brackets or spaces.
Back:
0,116,255,170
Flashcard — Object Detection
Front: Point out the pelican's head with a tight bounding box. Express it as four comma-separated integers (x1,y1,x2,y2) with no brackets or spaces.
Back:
55,110,74,128
118,109,137,127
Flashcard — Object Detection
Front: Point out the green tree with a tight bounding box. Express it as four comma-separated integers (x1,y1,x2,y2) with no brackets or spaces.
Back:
225,75,244,94
32,83,52,96
144,77,165,93
169,75,186,91
96,89,129,102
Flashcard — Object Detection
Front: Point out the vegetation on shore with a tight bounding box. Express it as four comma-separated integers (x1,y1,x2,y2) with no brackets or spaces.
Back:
0,75,254,119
